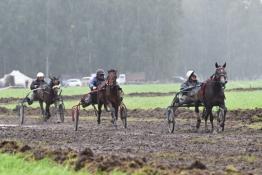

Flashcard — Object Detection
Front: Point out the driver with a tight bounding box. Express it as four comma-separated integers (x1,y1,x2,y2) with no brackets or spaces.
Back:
25,72,47,105
179,70,201,104
81,69,106,108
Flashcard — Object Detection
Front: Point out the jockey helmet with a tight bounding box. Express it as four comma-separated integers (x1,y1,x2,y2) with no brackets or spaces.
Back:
186,70,195,80
96,69,105,80
36,72,45,78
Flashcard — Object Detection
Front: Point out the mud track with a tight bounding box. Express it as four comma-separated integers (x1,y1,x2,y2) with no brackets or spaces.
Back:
0,108,261,174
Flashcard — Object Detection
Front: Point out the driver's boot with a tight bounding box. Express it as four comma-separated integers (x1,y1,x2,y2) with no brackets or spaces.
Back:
25,95,34,105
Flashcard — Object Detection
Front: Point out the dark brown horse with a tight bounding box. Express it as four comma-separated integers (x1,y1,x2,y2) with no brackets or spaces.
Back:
97,69,122,126
35,77,61,120
198,62,227,132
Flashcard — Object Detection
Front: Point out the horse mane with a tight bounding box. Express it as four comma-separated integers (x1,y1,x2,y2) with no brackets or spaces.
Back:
108,69,117,74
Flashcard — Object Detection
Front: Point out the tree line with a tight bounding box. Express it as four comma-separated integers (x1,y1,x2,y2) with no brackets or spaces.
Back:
0,0,261,81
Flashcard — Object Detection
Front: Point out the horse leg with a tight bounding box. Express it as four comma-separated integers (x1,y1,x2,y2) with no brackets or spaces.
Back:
107,103,116,125
220,105,227,132
39,101,45,117
111,107,116,126
204,107,212,133
210,107,214,133
115,104,119,121
195,106,201,132
97,103,102,125
45,103,51,121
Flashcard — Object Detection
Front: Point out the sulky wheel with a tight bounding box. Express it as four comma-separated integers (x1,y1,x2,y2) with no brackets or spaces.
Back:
73,107,80,131
19,103,25,125
165,106,176,133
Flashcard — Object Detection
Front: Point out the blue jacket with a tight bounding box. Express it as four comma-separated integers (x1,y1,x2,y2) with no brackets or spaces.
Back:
89,77,104,90
180,80,201,92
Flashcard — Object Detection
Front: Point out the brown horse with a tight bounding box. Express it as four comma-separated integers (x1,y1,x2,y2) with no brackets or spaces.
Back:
35,77,61,120
97,69,122,126
197,62,227,132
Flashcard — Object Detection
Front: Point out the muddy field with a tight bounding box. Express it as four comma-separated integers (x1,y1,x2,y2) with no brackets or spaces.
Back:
0,107,261,174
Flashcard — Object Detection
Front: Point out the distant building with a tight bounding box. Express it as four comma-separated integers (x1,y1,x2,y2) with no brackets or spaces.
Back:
0,70,33,88
126,72,146,83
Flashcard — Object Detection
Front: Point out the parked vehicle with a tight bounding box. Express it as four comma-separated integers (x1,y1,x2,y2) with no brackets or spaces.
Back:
64,79,82,87
81,77,91,87
117,74,126,84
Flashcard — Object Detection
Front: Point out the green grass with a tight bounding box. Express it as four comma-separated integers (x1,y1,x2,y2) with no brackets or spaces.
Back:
226,80,262,89
0,153,127,175
0,84,179,98
123,91,262,110
121,84,180,94
0,88,29,98
0,80,262,98
0,154,88,175
2,90,262,110
0,81,262,110
225,91,262,109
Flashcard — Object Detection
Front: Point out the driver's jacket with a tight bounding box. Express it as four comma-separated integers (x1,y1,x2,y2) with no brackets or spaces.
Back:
30,80,47,90
88,77,105,91
180,80,201,94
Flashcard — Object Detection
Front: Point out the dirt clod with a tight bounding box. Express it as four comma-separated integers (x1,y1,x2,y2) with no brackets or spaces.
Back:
19,145,31,152
33,150,46,160
188,160,207,170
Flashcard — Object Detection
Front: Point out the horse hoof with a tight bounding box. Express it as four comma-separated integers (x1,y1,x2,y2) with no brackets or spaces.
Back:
44,116,51,122
193,128,199,133
212,130,217,134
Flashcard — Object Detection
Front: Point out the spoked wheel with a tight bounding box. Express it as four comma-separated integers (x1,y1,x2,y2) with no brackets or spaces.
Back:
72,107,80,131
120,103,127,129
165,106,176,133
58,103,65,123
19,103,25,125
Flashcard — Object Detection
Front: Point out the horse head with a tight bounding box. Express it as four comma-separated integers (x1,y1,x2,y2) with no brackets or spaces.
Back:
214,62,227,87
49,76,61,94
107,69,118,86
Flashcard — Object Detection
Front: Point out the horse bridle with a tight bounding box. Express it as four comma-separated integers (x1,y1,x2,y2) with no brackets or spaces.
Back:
214,67,228,88
106,71,117,87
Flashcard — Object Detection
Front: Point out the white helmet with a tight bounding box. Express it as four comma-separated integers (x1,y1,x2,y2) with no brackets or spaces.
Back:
186,70,195,80
36,72,45,78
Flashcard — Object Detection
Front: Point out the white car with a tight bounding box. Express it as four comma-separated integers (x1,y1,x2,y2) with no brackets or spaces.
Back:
81,77,91,87
65,79,82,87
117,74,126,84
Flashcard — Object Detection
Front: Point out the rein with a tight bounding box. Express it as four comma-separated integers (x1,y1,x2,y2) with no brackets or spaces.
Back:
72,87,106,108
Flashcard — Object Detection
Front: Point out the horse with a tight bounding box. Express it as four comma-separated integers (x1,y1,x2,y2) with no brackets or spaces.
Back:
198,62,228,132
34,76,61,120
96,69,122,126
